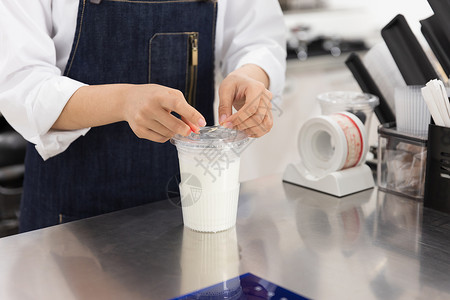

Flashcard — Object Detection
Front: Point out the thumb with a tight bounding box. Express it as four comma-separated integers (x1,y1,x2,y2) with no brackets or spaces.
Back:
218,81,235,125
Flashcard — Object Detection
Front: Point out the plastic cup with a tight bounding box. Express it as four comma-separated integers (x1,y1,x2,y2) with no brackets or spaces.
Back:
171,126,249,233
317,91,379,128
395,85,430,136
318,91,379,146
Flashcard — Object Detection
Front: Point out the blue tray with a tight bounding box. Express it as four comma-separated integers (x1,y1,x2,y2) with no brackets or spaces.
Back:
172,272,310,300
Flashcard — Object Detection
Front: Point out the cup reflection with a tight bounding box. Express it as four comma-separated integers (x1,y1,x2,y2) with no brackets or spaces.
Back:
180,227,241,298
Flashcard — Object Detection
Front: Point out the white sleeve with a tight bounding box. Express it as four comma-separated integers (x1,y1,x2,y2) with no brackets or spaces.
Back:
0,0,89,161
217,0,287,99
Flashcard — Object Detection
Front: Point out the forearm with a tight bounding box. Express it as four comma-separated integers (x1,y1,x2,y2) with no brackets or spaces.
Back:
52,83,206,144
52,84,128,130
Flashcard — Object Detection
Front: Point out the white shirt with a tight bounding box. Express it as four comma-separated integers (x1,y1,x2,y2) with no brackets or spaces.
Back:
0,0,286,160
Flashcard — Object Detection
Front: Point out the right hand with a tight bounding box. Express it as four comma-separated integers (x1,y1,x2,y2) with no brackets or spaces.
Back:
122,84,206,143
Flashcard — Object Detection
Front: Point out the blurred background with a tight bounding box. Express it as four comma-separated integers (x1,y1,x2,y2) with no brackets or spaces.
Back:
238,0,435,182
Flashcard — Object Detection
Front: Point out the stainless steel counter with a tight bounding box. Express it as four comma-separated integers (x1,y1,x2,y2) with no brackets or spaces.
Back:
1,174,450,299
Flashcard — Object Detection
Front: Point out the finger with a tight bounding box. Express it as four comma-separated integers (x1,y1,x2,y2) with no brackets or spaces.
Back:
134,127,170,143
181,116,201,134
243,109,273,138
226,87,271,128
231,91,271,130
226,89,261,126
218,80,236,124
155,109,192,136
162,90,206,131
148,119,177,138
234,99,271,130
243,109,273,137
133,110,180,137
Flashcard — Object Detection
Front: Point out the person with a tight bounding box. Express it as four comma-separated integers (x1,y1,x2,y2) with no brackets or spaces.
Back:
0,0,286,232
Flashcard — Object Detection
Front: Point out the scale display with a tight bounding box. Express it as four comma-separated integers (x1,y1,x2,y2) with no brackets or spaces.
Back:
172,273,310,300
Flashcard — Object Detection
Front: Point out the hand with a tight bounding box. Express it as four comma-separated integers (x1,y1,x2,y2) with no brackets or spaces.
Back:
53,83,206,143
123,84,206,143
218,64,273,138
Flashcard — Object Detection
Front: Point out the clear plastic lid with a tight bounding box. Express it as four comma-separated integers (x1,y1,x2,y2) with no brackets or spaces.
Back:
170,125,249,149
317,91,379,108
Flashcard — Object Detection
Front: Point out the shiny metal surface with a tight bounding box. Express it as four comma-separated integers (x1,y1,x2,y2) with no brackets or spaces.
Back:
1,174,450,299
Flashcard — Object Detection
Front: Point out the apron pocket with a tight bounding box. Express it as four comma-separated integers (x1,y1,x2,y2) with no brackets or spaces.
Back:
148,32,199,107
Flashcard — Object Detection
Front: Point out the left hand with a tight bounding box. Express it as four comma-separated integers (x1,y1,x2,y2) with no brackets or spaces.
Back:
218,64,273,138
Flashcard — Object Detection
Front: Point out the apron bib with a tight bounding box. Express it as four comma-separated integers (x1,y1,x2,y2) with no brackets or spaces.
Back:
20,0,217,232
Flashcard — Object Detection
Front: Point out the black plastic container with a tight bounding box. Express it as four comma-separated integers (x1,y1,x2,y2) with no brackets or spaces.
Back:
423,124,450,213
421,15,450,76
427,0,450,42
345,52,395,124
381,14,439,85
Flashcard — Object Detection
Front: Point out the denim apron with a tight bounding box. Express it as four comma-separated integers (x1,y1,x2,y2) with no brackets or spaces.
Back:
20,0,217,232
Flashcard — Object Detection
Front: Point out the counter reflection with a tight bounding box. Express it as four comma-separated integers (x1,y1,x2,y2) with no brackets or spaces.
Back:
295,189,368,255
373,191,422,255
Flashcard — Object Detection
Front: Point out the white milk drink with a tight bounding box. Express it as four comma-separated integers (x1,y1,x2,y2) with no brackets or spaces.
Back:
171,126,249,232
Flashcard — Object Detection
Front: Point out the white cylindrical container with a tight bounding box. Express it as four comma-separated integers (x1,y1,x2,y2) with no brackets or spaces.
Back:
171,126,249,233
298,112,368,177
